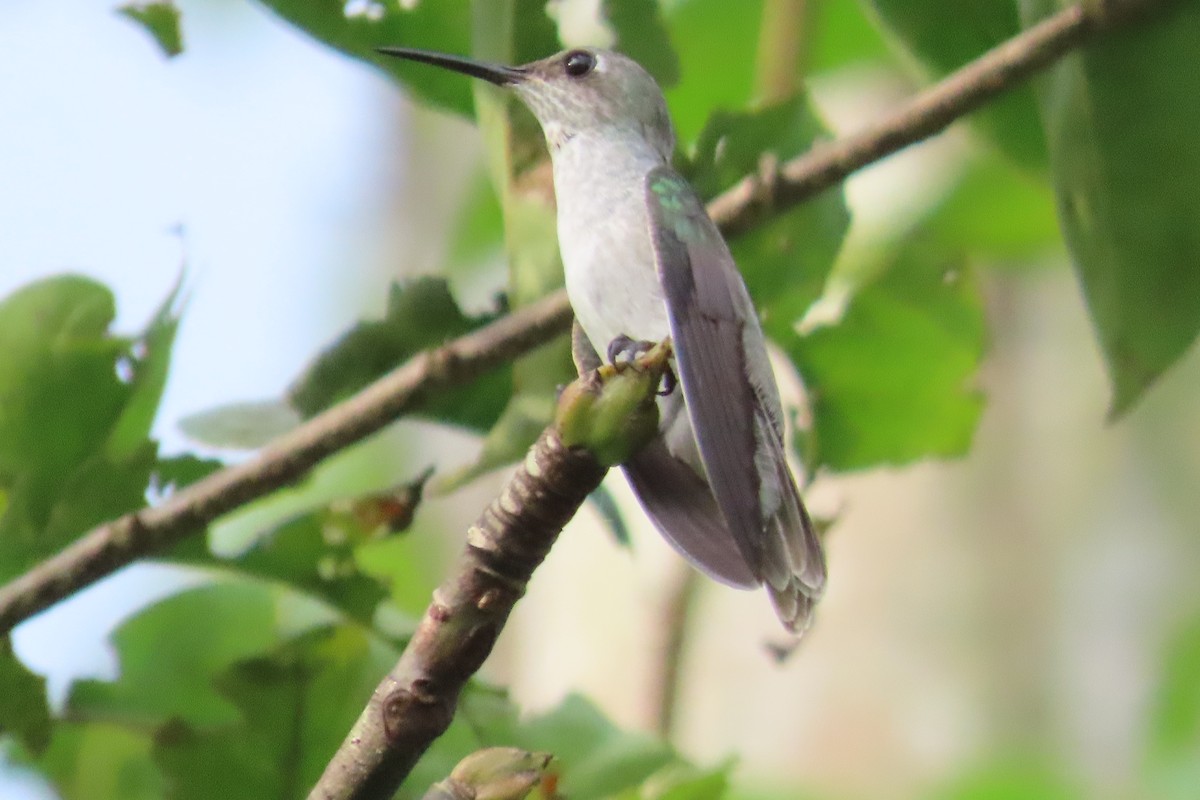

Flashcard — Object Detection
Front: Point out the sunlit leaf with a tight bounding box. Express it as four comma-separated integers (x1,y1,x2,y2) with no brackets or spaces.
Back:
1020,1,1200,416
0,277,177,579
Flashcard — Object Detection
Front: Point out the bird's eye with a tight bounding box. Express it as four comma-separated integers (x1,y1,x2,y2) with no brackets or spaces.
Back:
563,50,596,78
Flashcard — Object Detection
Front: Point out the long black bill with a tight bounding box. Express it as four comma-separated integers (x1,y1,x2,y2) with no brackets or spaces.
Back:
376,47,526,86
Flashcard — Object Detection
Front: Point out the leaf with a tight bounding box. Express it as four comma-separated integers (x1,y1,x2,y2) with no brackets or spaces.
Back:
662,0,765,143
930,760,1081,800
587,483,632,549
65,583,292,729
117,1,184,58
0,636,51,754
1019,1,1200,416
0,277,177,579
152,625,395,800
290,278,509,425
866,0,1046,169
927,153,1060,262
514,694,676,799
808,1,890,71
1146,617,1200,776
793,245,985,471
31,722,163,800
165,509,390,627
256,0,475,116
602,0,681,87
178,400,302,451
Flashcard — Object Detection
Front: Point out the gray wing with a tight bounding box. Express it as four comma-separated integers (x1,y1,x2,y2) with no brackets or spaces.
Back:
572,321,757,587
644,166,825,631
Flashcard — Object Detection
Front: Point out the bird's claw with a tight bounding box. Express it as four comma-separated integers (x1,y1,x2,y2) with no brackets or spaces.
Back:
605,334,678,397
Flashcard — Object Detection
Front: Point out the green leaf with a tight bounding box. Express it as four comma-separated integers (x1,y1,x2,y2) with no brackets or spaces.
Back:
178,400,302,450
0,276,177,579
928,153,1060,262
165,509,390,627
808,1,890,71
65,583,293,729
514,694,676,799
0,636,51,754
794,245,985,471
1019,1,1200,416
256,0,475,116
117,1,184,58
32,722,163,800
152,624,395,800
662,0,765,144
931,760,1081,800
1147,617,1200,775
866,0,1046,169
602,0,681,87
290,278,510,426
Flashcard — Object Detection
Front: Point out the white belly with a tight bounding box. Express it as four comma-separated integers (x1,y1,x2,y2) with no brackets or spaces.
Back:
558,186,670,356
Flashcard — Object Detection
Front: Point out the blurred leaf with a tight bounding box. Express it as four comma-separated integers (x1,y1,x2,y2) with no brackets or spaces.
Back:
0,276,177,579
1019,1,1200,416
928,153,1060,262
117,1,184,57
151,453,223,495
1147,617,1200,771
290,278,509,426
931,760,1081,800
165,509,390,627
794,246,985,471
0,637,51,754
445,172,506,275
434,389,555,492
587,484,632,549
663,0,765,143
642,762,732,800
512,0,560,63
178,400,302,450
32,722,163,800
865,0,1046,169
808,1,890,71
256,0,474,116
514,694,675,799
603,0,681,87
152,624,394,800
107,277,183,458
66,583,291,729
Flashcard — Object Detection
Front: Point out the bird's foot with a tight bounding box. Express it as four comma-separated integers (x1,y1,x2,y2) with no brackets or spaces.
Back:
606,334,677,397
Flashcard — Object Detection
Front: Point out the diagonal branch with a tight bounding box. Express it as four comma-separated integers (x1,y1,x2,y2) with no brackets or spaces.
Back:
0,292,573,636
0,0,1176,636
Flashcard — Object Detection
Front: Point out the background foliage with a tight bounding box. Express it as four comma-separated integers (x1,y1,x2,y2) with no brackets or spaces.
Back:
2,1,1200,798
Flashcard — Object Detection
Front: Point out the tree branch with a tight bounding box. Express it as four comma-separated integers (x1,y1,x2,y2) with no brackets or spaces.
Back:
0,0,1175,635
705,0,1179,235
0,292,573,636
307,347,668,800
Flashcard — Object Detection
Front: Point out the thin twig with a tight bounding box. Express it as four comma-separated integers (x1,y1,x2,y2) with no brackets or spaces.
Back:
0,0,1176,635
0,292,573,636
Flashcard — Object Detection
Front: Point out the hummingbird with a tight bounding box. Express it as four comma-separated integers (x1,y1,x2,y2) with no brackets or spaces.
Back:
378,46,826,633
